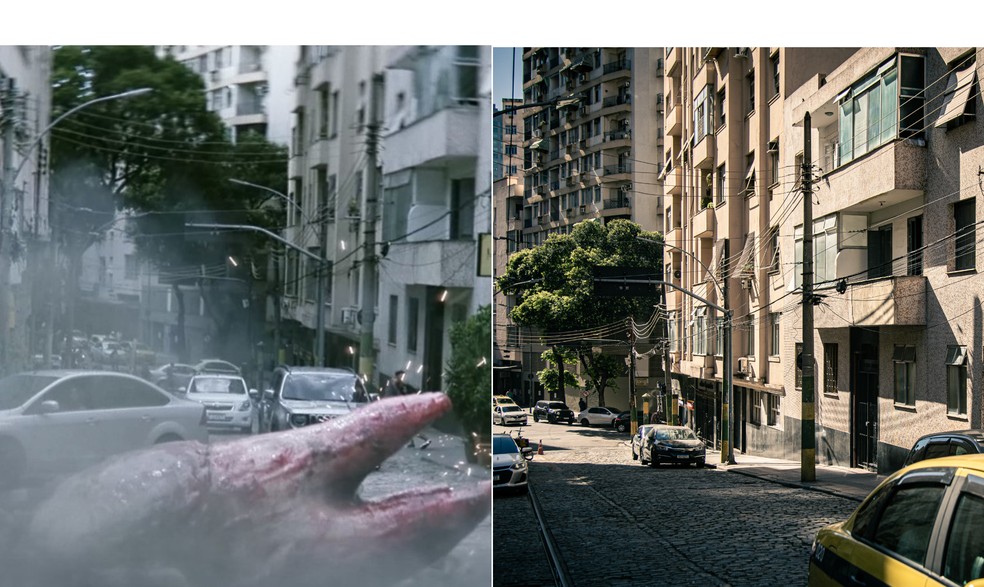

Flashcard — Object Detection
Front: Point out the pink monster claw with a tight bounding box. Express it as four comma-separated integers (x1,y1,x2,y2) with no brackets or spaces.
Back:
26,393,490,587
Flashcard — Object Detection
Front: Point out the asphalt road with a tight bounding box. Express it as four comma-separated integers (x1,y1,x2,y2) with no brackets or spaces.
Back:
493,419,858,586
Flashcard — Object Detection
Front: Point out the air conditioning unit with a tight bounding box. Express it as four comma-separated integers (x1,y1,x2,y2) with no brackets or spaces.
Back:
737,357,750,374
620,184,632,192
341,306,359,325
579,204,587,213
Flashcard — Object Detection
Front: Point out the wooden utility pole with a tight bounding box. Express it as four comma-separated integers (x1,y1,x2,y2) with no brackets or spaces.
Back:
802,112,816,482
358,72,384,385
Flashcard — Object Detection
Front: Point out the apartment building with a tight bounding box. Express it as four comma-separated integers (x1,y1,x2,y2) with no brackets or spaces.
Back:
0,46,52,371
283,46,386,369
494,98,524,180
778,47,984,473
660,47,857,455
159,45,297,144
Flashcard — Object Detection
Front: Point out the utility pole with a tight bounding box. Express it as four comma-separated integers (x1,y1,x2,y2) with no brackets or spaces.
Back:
662,287,672,426
722,238,735,464
628,318,637,435
315,189,327,366
801,112,816,482
0,79,17,373
358,72,383,385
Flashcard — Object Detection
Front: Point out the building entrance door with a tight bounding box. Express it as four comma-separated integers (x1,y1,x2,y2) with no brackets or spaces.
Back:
851,327,879,471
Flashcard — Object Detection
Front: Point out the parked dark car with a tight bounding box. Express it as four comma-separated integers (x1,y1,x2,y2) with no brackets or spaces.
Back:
903,429,984,467
532,400,574,425
614,411,631,433
639,425,706,467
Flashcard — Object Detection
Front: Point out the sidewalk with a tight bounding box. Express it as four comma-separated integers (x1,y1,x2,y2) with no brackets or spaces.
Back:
712,453,887,502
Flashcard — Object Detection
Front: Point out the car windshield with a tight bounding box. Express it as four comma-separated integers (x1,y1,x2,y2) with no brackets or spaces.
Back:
502,405,523,413
655,428,698,441
0,374,59,410
492,436,519,454
189,377,246,395
282,373,360,402
548,403,568,409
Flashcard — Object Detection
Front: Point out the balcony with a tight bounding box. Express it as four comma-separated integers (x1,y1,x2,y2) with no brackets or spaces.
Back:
692,206,715,238
387,240,478,289
664,225,682,248
603,163,632,177
666,288,683,311
602,94,631,108
603,196,630,211
665,100,683,137
664,48,680,76
821,139,926,213
815,275,927,328
692,132,715,168
663,166,682,195
383,107,478,172
603,59,631,76
604,129,631,143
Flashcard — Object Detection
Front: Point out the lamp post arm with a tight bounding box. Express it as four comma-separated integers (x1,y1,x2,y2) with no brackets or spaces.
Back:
229,178,305,221
185,222,325,264
14,88,153,183
637,235,723,297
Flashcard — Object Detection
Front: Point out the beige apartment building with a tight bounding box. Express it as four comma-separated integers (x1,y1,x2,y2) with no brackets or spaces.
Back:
665,46,984,475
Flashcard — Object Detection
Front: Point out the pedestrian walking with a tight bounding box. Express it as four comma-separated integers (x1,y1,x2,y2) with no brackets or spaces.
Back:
578,397,587,412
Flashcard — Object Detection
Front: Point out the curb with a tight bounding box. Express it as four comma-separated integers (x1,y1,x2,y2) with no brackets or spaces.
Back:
724,467,865,502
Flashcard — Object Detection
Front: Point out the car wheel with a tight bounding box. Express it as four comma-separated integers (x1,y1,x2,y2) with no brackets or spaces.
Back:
154,434,183,444
631,448,638,461
0,438,25,488
649,449,658,468
533,414,539,422
548,416,556,424
696,458,705,468
580,418,590,426
616,422,627,433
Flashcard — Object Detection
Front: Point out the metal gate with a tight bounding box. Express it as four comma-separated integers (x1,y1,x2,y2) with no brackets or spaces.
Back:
851,327,879,471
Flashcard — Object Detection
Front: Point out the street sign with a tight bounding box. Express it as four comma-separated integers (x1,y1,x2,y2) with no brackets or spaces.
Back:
635,377,649,387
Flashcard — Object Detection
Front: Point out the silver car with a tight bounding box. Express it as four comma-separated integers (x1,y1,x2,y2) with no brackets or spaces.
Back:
260,366,369,432
185,374,256,434
493,404,528,426
492,433,530,495
0,370,208,487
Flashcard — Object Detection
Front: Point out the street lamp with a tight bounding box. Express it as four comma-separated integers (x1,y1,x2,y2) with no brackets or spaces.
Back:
636,235,735,465
228,178,306,223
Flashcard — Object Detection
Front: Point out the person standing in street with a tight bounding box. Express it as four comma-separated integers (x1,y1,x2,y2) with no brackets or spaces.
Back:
578,397,587,412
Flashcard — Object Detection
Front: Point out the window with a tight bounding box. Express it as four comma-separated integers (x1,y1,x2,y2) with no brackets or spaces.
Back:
770,52,780,97
716,86,726,128
954,199,976,271
867,483,947,566
769,313,780,356
746,316,756,358
668,311,679,352
907,215,923,276
743,152,755,197
693,85,713,144
767,394,780,427
769,140,779,186
769,227,781,273
746,69,755,113
795,342,803,389
453,46,481,104
506,124,517,135
946,345,968,415
823,343,838,395
813,215,838,284
749,391,762,425
124,254,137,280
694,307,708,355
715,318,725,357
893,345,916,406
942,492,984,585
407,297,419,353
505,144,518,156
837,55,923,168
388,295,398,345
935,59,977,129
716,163,726,206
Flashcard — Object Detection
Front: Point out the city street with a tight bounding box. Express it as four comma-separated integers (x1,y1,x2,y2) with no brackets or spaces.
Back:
493,419,859,586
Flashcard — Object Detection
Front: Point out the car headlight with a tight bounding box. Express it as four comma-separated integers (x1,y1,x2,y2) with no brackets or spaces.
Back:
289,413,308,427
237,400,252,411
511,461,527,471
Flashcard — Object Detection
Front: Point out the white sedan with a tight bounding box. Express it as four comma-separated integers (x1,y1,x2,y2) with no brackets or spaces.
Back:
0,370,209,488
185,374,257,434
577,406,622,427
493,404,528,426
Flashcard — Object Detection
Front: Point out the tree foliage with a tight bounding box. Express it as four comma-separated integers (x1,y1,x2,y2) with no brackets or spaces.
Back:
537,346,579,396
49,46,289,359
445,305,492,442
578,351,628,407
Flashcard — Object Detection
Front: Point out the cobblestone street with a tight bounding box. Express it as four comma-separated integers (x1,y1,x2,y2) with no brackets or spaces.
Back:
493,421,859,586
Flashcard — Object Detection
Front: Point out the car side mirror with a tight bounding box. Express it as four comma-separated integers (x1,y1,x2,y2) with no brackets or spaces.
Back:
263,388,274,400
521,446,534,458
248,388,259,400
39,400,60,414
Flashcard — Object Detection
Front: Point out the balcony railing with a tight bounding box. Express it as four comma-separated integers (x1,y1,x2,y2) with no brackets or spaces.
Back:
237,102,263,116
603,197,630,209
603,59,631,75
604,129,631,141
604,163,632,175
603,94,631,108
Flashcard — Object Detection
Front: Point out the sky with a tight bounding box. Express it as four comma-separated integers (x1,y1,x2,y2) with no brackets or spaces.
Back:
492,47,523,111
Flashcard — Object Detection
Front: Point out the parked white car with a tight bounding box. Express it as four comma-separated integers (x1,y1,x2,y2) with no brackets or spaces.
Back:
185,374,257,434
577,406,623,427
0,370,208,487
493,404,528,426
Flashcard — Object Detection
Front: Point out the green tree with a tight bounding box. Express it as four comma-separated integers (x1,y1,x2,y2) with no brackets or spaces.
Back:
445,305,492,447
577,350,628,407
50,46,288,361
537,346,579,397
497,219,662,404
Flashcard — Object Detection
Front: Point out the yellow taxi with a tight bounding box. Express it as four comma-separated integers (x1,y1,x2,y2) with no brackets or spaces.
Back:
493,395,518,408
809,454,984,586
